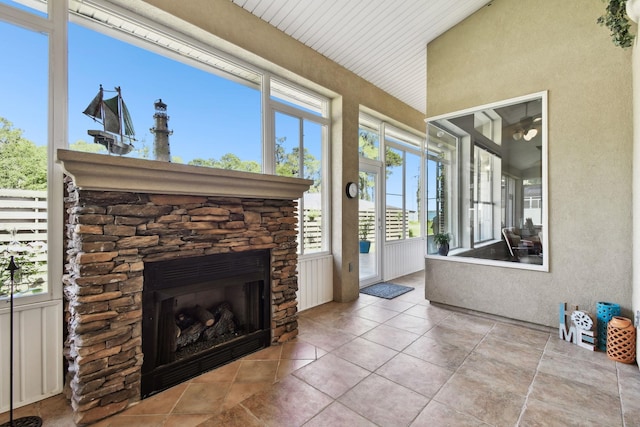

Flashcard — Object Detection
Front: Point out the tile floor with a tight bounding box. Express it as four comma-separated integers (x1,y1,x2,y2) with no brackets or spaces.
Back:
2,271,640,426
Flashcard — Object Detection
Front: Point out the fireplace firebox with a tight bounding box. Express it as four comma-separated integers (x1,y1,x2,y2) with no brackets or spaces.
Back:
141,250,271,397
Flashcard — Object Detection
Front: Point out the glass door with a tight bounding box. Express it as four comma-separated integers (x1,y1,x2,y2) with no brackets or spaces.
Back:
359,163,382,286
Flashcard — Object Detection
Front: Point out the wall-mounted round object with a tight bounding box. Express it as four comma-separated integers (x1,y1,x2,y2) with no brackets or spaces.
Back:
346,182,358,199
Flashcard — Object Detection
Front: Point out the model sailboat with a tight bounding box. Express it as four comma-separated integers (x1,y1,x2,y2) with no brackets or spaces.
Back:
83,85,136,155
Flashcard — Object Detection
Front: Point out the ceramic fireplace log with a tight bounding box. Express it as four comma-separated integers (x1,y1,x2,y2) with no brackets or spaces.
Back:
193,305,215,327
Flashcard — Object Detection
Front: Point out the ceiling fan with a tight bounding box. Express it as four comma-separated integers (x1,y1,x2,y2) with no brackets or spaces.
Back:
512,102,541,142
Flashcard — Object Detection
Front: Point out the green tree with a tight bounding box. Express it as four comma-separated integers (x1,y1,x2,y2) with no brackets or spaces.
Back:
70,139,108,154
0,117,47,190
357,129,402,200
275,136,321,192
359,128,378,159
189,153,260,173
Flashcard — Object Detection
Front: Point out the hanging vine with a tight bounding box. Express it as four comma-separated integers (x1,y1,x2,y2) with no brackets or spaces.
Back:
597,0,635,48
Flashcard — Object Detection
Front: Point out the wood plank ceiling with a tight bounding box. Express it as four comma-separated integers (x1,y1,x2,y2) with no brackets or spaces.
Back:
231,0,491,114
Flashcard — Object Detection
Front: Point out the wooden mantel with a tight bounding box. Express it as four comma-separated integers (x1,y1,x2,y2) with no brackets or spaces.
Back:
57,149,313,199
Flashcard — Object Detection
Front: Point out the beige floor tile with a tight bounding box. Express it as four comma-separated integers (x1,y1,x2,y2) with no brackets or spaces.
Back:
472,334,544,371
394,289,427,306
545,335,617,369
383,312,438,335
402,303,453,323
403,335,471,370
434,373,526,426
293,353,370,398
222,381,272,409
338,373,429,427
528,371,622,424
276,358,315,380
303,401,377,427
537,351,619,396
93,414,167,426
240,375,333,426
191,360,240,382
171,382,230,414
441,312,496,335
234,360,279,383
422,324,487,351
352,305,400,323
456,352,536,395
331,336,398,371
241,344,282,360
0,405,43,424
163,413,213,427
361,323,421,351
618,362,640,420
198,405,263,427
122,382,188,415
622,407,640,427
519,397,615,427
297,317,356,352
375,353,454,398
488,323,550,349
280,340,319,360
411,400,490,427
370,297,416,313
319,313,380,336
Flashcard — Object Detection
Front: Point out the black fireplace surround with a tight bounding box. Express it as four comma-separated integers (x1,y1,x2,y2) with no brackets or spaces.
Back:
141,250,271,397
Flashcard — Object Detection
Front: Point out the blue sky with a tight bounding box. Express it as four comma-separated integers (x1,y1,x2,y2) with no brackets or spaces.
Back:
68,23,263,164
1,11,419,212
0,19,264,165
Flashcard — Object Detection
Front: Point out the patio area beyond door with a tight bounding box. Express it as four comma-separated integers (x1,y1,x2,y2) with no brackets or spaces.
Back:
359,164,382,286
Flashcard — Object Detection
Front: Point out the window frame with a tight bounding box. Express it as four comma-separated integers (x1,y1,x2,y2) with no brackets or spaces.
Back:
0,0,65,304
360,113,425,244
425,91,548,271
268,80,331,256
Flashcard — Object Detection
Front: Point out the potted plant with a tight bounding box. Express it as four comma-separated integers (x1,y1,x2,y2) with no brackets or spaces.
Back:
598,0,635,48
433,233,451,256
359,217,372,253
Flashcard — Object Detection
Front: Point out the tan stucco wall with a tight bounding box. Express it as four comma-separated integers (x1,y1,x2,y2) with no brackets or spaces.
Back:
629,0,640,367
132,0,424,302
426,0,633,327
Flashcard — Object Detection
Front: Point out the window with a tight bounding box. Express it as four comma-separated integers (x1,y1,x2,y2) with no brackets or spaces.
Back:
66,4,330,256
271,81,329,255
426,92,547,269
68,14,262,169
1,0,333,304
0,0,46,17
0,3,51,299
383,127,423,242
426,126,459,254
473,146,497,243
358,114,380,161
502,175,516,230
358,113,424,243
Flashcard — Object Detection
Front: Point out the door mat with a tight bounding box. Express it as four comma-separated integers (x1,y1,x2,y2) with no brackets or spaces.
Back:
360,283,414,299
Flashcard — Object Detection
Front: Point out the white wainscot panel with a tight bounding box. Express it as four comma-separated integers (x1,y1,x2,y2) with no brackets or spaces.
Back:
0,300,63,412
383,239,425,281
297,254,333,311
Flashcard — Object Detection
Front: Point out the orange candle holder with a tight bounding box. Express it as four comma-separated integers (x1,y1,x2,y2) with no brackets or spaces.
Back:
606,316,636,364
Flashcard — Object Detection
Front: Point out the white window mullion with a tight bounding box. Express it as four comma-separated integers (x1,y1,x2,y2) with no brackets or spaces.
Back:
48,0,67,301
262,73,275,174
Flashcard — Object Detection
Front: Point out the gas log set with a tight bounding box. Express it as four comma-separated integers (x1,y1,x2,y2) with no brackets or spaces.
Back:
173,302,239,357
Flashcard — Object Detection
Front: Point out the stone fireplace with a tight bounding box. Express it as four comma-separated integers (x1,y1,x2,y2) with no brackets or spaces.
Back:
58,149,311,425
141,249,271,397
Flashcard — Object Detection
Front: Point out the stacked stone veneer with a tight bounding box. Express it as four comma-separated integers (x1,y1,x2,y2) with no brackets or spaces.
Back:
62,178,300,425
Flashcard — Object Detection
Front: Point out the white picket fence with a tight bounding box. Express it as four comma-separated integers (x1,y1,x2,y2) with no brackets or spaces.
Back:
0,190,62,412
0,189,48,258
